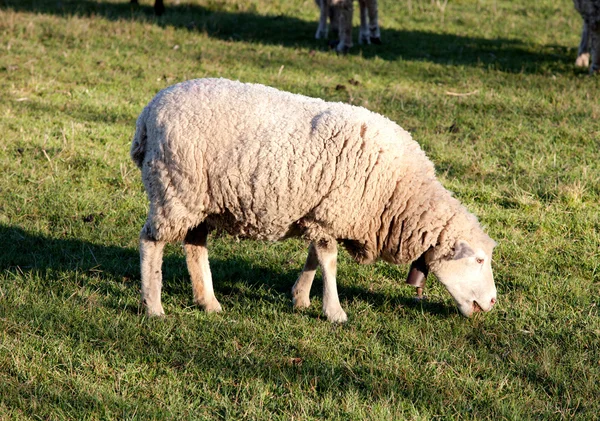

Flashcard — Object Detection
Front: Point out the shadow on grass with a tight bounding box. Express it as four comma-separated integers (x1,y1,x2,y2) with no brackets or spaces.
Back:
3,0,574,73
0,223,452,317
0,223,482,417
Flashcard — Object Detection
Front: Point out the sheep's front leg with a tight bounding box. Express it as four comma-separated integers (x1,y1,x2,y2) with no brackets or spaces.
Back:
315,0,329,40
576,22,590,68
140,225,166,316
184,223,222,313
334,0,354,53
366,0,381,44
316,239,347,322
292,240,347,322
358,0,370,45
292,243,319,309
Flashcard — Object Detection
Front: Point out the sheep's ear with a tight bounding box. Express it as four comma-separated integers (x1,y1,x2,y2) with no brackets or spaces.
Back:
406,253,428,288
453,240,475,260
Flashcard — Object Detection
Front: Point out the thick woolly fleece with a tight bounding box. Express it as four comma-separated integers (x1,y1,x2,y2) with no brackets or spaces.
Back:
573,0,600,72
131,78,492,269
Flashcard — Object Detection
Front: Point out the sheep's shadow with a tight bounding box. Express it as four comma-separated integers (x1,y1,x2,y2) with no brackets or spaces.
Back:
0,225,470,414
0,223,452,317
2,0,575,74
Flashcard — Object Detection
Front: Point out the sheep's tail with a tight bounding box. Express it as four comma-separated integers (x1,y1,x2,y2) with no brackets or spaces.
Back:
130,107,148,169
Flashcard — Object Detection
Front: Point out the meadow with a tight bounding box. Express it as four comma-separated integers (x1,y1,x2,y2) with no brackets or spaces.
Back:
0,0,599,419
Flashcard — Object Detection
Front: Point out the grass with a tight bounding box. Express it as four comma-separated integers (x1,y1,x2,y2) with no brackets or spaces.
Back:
0,0,599,419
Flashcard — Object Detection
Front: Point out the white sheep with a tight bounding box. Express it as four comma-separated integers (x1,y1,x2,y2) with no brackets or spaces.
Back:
131,78,498,322
573,0,600,72
315,0,381,53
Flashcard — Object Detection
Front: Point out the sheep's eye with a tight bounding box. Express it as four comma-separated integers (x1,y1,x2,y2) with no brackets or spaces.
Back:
476,258,484,264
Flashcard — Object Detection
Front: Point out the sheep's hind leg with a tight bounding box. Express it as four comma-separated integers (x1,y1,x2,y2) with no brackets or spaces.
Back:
316,239,347,323
590,26,600,74
184,223,222,313
292,243,319,309
140,225,166,316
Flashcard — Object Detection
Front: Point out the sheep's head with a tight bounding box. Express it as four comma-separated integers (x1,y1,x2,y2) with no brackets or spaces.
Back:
410,237,497,317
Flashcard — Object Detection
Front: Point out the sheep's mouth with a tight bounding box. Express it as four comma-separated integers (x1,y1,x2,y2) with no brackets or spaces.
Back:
472,301,483,313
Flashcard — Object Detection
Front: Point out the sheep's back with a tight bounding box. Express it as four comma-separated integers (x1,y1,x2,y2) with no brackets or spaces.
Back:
142,79,427,242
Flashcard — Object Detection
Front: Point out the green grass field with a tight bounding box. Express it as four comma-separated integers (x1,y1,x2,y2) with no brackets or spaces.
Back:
1,0,599,419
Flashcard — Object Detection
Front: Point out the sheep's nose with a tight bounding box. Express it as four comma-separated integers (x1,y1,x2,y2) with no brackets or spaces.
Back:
490,297,497,306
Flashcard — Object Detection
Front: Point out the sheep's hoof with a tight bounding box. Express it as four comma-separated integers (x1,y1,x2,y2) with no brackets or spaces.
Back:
359,33,371,45
575,53,590,68
315,29,328,40
370,37,382,45
292,294,311,310
202,298,222,313
145,305,165,317
324,307,348,323
334,43,350,55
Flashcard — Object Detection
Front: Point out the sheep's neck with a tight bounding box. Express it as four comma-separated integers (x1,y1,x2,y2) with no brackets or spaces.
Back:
378,174,465,265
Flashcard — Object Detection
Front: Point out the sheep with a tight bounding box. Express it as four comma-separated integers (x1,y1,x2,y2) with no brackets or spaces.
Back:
315,0,381,53
131,78,498,322
573,0,600,73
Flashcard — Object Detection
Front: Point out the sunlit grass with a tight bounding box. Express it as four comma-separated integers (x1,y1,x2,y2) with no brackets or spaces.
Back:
0,0,598,419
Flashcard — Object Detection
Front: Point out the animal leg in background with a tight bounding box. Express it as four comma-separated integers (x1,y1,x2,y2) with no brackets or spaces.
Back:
358,0,381,45
572,0,600,74
590,23,600,72
315,0,353,53
315,0,342,42
576,22,590,67
332,0,354,53
315,0,330,40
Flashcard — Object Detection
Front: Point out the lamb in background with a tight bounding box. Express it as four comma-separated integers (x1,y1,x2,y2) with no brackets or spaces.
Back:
131,78,498,322
573,0,600,72
129,0,380,53
316,0,381,53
